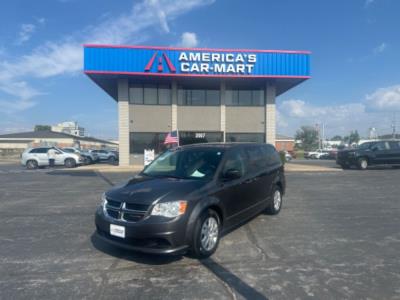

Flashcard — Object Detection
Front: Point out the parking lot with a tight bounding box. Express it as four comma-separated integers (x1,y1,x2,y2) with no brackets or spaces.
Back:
1,161,400,299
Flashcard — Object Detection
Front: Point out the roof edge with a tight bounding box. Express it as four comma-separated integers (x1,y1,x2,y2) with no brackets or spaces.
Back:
83,44,312,55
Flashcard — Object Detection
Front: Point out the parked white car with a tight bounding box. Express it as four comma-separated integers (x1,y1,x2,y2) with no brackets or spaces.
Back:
306,149,329,159
21,147,84,169
284,151,292,161
62,147,99,164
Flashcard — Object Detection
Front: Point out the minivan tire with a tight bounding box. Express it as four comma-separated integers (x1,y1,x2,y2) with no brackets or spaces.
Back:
190,209,221,258
357,158,368,170
26,160,38,170
65,158,76,168
108,156,116,163
266,186,283,215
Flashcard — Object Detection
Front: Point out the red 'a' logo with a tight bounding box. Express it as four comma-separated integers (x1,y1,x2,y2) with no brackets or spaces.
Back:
144,52,176,73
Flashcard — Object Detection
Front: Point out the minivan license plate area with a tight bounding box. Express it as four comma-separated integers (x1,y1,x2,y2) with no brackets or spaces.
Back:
110,224,125,238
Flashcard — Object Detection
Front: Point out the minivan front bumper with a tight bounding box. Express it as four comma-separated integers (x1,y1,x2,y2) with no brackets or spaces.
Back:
94,207,189,255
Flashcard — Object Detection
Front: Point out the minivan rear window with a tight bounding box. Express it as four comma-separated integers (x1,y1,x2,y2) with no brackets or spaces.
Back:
244,146,268,173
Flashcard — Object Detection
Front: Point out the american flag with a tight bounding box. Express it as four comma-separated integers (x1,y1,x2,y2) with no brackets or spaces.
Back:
164,130,179,145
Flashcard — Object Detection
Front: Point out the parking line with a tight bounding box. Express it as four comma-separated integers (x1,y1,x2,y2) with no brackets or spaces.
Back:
95,171,115,186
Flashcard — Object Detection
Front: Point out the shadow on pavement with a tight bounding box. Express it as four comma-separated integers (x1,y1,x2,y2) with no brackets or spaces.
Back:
90,233,182,265
201,258,268,300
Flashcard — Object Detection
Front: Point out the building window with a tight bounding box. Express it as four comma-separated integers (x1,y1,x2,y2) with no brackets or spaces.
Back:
226,133,265,143
178,89,220,106
130,132,167,154
226,89,265,106
179,131,223,145
129,84,171,105
143,85,158,105
130,85,144,104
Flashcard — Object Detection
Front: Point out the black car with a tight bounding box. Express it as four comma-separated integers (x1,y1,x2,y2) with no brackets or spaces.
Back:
336,140,400,170
95,143,285,258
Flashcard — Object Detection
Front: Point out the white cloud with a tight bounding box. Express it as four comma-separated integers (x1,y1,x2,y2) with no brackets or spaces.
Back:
280,99,365,121
0,0,215,114
366,84,400,111
373,42,387,54
278,84,400,137
16,23,36,45
364,0,374,8
178,32,199,47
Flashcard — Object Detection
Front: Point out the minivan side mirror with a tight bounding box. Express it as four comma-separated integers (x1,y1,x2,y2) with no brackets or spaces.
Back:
221,168,242,181
371,146,379,152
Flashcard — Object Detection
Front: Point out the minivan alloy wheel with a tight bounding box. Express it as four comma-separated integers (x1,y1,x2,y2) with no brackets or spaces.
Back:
273,190,282,211
200,216,219,251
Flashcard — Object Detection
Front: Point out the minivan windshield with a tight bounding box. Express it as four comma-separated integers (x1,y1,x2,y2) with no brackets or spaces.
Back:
142,148,224,180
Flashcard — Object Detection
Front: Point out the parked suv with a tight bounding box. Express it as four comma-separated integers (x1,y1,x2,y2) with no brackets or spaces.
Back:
336,140,400,170
21,147,84,169
95,143,285,258
62,147,98,164
90,149,117,163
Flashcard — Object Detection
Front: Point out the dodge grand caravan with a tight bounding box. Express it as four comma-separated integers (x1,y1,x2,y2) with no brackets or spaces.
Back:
95,143,285,258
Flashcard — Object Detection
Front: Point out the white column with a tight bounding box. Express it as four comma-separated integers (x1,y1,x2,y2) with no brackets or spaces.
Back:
171,81,178,131
220,81,226,142
265,83,276,146
118,79,130,166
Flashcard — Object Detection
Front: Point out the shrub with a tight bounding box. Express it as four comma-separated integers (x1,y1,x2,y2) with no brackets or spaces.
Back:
279,151,286,164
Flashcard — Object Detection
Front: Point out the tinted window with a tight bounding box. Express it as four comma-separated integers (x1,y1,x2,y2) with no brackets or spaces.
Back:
129,85,143,104
263,145,281,166
158,85,171,105
244,146,267,173
389,141,400,150
130,132,167,154
238,90,252,106
129,84,171,105
143,85,158,105
178,89,220,106
226,89,264,106
226,133,265,143
221,148,246,177
374,142,389,150
30,148,49,154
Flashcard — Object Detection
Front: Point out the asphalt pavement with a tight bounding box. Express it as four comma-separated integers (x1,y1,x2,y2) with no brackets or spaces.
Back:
0,161,399,299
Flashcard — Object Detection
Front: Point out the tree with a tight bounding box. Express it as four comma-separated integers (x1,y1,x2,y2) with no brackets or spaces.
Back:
331,135,343,141
295,126,319,151
343,130,360,146
34,125,51,131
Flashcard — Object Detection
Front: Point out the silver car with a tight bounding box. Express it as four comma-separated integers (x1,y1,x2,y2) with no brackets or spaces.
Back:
89,149,117,163
21,147,84,169
62,147,99,164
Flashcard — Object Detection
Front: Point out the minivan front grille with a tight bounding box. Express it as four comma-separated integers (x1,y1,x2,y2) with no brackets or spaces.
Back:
105,198,150,223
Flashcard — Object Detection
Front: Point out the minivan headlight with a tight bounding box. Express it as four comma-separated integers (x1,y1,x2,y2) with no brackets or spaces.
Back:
101,193,107,213
151,201,187,218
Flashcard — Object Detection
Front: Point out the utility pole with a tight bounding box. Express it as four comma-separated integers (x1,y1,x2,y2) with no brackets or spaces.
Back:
392,113,397,139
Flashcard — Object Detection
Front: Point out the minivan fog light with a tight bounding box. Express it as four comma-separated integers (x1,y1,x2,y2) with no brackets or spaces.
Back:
151,201,187,218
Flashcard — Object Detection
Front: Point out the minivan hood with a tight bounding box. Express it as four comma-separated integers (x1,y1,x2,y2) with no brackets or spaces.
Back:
105,174,209,205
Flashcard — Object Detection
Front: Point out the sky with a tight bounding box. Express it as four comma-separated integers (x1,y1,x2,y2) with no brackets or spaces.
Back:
0,0,399,139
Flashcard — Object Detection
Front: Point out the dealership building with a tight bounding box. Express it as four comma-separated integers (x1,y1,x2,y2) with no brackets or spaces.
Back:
84,45,310,166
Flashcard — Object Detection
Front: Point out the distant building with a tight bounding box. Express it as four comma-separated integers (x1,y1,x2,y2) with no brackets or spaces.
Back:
0,130,117,157
275,134,295,152
51,121,85,137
